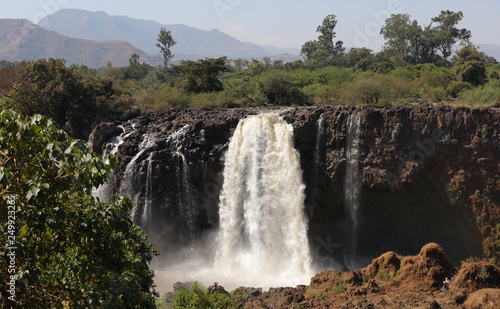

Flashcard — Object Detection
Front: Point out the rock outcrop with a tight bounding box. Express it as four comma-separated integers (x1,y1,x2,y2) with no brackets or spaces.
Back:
90,106,500,266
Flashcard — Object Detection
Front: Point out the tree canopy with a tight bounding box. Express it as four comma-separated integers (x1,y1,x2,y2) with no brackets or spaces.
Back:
3,59,116,139
156,27,177,69
0,109,158,308
431,10,471,65
301,14,345,63
175,57,232,93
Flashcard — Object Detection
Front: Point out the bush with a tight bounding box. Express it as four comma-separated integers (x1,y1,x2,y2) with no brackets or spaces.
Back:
332,284,346,294
447,81,472,97
259,71,309,106
459,79,500,106
446,182,467,211
388,76,414,102
425,86,448,102
391,123,405,143
454,60,487,86
160,86,191,108
440,135,458,145
302,83,342,104
173,282,232,309
419,69,452,88
352,74,388,105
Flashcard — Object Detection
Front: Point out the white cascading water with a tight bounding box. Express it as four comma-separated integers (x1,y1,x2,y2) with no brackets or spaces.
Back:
215,113,312,286
344,112,361,266
166,125,196,234
120,132,157,220
142,152,154,224
92,126,125,203
311,113,324,217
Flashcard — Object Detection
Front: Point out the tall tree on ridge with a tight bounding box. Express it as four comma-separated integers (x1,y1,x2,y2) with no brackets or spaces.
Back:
301,14,344,63
156,27,177,69
431,10,471,65
380,14,414,67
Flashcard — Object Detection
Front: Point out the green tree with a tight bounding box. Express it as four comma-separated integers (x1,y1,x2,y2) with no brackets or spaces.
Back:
344,47,373,68
301,14,344,63
232,58,249,72
453,40,487,86
129,53,140,66
8,59,115,139
431,10,471,65
249,59,266,76
176,57,231,93
259,70,309,106
307,49,330,69
0,110,158,308
156,27,177,69
316,14,345,58
380,14,424,67
125,54,153,80
0,63,27,99
301,40,320,62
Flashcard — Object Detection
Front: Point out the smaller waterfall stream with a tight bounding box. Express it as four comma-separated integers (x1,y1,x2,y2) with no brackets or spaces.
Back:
92,127,125,203
344,112,362,267
142,152,154,225
119,131,157,220
311,113,325,217
166,125,196,234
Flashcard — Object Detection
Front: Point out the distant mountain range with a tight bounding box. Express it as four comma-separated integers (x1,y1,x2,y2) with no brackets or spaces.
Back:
38,9,300,58
479,44,500,62
0,9,301,68
0,19,152,68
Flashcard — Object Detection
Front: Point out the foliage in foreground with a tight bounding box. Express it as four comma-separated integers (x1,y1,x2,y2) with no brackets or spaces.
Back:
0,109,158,308
173,282,232,309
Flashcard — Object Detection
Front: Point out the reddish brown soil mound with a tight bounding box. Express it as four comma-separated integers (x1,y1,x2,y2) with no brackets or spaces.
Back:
452,259,500,290
225,243,500,308
462,288,500,309
399,242,456,289
364,251,401,278
448,258,500,304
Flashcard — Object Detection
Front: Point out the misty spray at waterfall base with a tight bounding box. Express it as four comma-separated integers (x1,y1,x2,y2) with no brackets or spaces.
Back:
149,114,313,292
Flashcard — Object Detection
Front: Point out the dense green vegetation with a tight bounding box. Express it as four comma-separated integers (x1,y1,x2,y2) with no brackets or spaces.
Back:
0,110,158,307
172,282,232,309
1,10,499,129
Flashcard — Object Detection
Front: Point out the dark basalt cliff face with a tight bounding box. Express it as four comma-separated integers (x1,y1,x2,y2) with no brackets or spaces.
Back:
90,106,500,268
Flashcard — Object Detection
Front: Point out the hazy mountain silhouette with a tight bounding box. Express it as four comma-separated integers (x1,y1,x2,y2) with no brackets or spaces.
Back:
0,19,154,68
38,9,299,58
479,44,500,61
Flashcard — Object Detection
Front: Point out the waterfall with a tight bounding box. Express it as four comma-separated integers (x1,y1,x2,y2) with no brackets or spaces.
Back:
165,125,197,234
142,152,154,225
119,131,157,220
216,113,312,285
311,113,324,217
344,112,361,266
92,127,125,203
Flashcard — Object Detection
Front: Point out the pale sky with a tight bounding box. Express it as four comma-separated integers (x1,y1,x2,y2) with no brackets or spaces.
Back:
1,0,499,50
